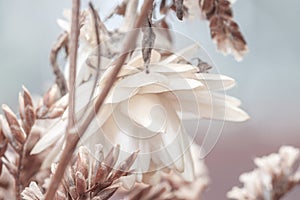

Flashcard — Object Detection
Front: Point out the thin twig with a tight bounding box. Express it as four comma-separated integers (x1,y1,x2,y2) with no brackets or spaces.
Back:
50,32,69,96
88,2,101,103
44,1,153,199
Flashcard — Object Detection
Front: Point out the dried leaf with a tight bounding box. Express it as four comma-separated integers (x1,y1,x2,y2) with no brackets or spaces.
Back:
0,123,8,158
75,171,86,197
43,86,60,108
142,8,156,73
175,0,184,20
22,86,36,134
109,151,138,181
201,0,248,61
2,104,26,144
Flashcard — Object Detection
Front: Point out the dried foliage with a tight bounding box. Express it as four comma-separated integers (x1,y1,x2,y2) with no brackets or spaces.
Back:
35,85,67,119
125,173,208,200
227,146,300,200
122,144,209,200
0,87,50,199
200,0,248,61
22,145,138,200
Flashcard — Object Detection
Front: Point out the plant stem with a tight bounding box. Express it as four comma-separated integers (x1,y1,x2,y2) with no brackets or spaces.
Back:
45,0,80,199
14,147,24,200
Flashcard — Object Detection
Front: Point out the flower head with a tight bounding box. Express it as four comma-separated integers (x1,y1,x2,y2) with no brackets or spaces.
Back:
32,42,248,187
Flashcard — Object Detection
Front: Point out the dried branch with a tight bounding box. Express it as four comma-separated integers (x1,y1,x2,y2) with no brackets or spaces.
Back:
200,0,248,61
50,32,69,96
45,1,153,199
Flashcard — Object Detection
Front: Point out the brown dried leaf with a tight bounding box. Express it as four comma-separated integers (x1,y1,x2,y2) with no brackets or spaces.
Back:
175,0,184,20
109,151,138,181
75,171,86,197
43,86,60,108
0,122,8,158
142,8,156,73
2,104,26,144
95,164,109,186
201,0,248,61
94,183,121,200
22,86,36,134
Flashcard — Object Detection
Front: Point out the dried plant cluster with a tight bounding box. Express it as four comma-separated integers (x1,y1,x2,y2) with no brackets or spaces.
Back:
0,87,49,199
227,146,300,200
22,145,138,200
0,0,299,200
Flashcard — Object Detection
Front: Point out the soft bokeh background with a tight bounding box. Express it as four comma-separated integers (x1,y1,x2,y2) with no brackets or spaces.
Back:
0,0,299,199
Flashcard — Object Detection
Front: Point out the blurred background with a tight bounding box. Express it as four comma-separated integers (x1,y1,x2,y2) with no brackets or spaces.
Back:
0,0,299,199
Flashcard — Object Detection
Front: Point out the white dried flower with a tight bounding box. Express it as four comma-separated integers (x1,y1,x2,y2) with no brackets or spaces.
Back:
31,3,248,189
227,146,300,200
32,43,248,188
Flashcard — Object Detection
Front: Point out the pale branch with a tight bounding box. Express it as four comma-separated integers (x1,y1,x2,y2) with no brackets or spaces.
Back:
44,0,154,199
67,0,80,131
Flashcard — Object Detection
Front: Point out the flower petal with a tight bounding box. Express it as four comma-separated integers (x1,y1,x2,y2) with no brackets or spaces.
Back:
151,63,198,73
195,73,235,90
119,94,167,133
